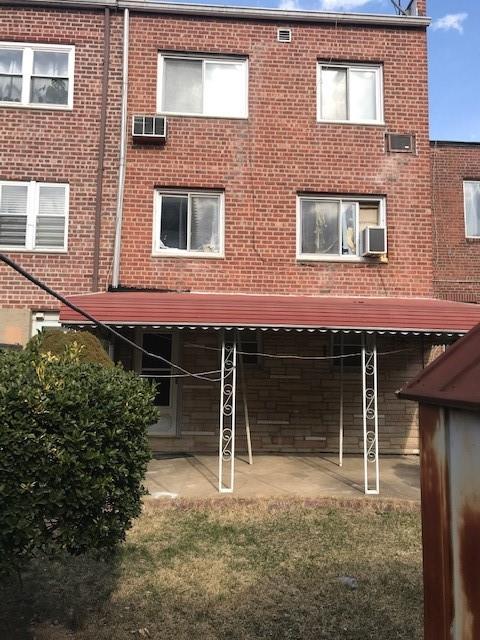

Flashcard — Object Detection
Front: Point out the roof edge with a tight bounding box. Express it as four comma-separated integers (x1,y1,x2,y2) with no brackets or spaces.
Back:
121,2,431,27
1,0,431,27
431,140,480,148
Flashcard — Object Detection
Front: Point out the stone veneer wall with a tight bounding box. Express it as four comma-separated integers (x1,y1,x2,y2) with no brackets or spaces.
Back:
141,330,446,455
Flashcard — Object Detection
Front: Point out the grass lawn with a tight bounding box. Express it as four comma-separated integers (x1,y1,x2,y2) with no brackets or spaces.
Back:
0,498,423,640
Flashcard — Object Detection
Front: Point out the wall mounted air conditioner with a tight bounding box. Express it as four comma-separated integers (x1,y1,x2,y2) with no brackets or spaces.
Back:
132,115,167,143
386,133,415,153
361,226,387,257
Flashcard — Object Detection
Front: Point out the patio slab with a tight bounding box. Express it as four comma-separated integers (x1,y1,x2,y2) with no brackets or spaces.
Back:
145,453,420,500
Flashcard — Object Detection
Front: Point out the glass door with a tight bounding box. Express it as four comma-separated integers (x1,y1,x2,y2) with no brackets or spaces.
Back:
138,331,177,436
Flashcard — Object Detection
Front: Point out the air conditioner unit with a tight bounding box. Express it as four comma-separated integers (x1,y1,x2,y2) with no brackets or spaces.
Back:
361,226,386,257
386,133,415,153
132,115,167,143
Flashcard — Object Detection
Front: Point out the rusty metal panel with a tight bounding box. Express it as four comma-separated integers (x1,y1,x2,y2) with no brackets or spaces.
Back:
419,404,452,640
447,408,480,640
59,291,480,333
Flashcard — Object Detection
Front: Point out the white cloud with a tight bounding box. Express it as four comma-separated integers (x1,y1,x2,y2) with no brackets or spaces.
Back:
432,13,468,34
278,0,300,9
319,0,374,10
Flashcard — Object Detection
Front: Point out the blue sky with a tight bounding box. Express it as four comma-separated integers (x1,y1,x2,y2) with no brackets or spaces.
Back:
168,0,479,142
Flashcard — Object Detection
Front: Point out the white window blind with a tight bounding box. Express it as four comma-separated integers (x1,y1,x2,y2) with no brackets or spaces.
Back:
160,55,248,118
0,42,74,108
0,181,68,251
464,181,480,237
0,184,28,246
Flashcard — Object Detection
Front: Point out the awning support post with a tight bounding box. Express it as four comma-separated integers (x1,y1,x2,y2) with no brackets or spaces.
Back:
218,332,237,493
339,333,344,467
238,335,253,465
362,333,380,495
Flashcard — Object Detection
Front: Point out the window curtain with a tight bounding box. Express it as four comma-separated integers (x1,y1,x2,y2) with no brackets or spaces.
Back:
190,196,219,252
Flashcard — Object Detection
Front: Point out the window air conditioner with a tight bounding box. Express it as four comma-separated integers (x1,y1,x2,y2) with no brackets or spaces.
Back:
361,226,386,257
132,115,167,143
386,133,415,153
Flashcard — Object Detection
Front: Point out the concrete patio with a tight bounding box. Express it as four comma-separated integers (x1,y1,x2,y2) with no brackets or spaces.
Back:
145,453,420,500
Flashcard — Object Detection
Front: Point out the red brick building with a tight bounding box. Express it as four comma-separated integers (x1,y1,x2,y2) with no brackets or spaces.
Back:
431,140,480,303
0,0,122,344
2,0,480,493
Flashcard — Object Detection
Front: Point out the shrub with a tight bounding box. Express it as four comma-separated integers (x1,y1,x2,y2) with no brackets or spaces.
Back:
0,346,157,576
28,329,114,367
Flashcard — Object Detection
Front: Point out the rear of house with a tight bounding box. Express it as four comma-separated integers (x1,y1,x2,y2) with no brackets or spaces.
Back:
2,0,480,493
60,0,472,494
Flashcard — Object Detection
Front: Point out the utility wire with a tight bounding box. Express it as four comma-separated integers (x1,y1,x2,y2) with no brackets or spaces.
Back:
185,342,415,361
0,253,220,382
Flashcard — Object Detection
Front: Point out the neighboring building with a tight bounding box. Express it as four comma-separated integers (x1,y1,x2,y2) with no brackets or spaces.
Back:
2,0,480,493
431,140,480,303
0,0,122,345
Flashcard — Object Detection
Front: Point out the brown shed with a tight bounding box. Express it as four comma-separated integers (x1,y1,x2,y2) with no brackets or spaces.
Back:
398,323,480,640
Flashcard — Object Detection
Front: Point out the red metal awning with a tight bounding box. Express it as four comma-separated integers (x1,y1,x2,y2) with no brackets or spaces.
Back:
398,322,480,410
59,292,480,335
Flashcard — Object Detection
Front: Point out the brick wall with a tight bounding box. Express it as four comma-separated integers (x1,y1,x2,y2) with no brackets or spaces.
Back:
119,13,431,297
142,330,437,455
0,6,122,316
431,141,480,303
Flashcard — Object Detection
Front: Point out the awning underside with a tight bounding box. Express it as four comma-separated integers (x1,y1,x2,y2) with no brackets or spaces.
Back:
58,291,480,336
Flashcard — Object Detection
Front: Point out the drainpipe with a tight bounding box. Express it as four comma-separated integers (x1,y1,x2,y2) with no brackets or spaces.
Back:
112,7,129,288
92,6,111,292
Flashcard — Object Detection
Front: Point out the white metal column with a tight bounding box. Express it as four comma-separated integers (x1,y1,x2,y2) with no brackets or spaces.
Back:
339,333,344,467
218,333,237,493
238,335,253,465
362,333,380,495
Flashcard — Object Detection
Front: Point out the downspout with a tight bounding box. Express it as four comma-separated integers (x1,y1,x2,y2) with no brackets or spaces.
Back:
92,6,111,291
112,6,129,288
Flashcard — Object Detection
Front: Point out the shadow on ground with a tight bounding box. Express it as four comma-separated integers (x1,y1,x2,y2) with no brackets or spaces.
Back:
392,462,421,490
0,554,121,639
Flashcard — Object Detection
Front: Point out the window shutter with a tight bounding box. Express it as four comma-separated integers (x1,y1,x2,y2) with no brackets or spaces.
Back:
35,185,66,247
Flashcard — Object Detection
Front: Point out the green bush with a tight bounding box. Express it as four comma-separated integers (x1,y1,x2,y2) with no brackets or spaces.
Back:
28,329,114,367
0,346,157,576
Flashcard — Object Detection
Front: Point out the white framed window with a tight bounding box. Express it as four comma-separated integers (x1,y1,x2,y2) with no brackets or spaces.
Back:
317,62,383,124
464,180,480,238
31,310,60,337
157,54,248,118
297,195,385,261
153,190,224,258
0,42,74,109
0,181,69,252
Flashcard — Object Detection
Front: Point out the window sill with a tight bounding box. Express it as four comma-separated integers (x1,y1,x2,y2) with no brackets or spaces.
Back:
297,255,382,264
316,119,385,127
0,247,68,254
465,236,480,243
0,102,73,111
152,250,224,259
158,111,248,121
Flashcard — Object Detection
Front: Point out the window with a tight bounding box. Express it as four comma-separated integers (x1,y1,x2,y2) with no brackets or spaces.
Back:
31,311,60,337
297,196,384,261
154,190,224,257
464,181,480,238
158,54,248,118
331,334,362,369
0,42,74,109
238,332,262,366
0,181,69,251
317,63,383,124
